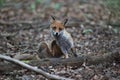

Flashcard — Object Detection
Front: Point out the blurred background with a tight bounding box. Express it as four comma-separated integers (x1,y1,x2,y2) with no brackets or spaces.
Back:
0,0,120,80
0,0,120,24
0,0,119,55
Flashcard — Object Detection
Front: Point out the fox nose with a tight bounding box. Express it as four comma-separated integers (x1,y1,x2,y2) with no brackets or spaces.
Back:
55,33,59,36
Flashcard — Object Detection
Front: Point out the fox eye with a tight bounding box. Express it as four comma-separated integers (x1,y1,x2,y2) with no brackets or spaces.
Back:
52,27,56,30
59,28,62,31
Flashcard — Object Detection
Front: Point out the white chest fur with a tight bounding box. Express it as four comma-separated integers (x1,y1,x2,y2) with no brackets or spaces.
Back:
55,30,74,54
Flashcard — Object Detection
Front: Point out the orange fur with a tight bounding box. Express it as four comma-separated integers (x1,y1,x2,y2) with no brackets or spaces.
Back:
51,21,64,33
38,41,63,58
51,40,63,57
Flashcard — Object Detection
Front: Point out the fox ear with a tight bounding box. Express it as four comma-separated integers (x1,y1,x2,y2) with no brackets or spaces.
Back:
63,18,68,26
50,15,55,23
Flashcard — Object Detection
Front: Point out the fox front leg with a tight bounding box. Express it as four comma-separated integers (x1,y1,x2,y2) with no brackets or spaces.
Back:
64,53,69,58
71,48,78,57
60,48,69,58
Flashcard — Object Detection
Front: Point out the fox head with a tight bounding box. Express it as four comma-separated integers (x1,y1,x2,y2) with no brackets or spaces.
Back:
50,16,68,37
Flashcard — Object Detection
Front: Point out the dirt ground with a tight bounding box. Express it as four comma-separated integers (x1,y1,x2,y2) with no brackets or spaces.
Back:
0,0,120,80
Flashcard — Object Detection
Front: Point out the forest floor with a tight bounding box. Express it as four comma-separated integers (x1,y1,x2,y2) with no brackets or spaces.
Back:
0,0,120,80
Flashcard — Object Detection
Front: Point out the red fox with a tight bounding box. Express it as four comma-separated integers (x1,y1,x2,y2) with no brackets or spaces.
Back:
50,16,77,58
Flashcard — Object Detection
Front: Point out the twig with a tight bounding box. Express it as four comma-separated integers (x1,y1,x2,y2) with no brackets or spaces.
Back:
0,32,17,37
0,20,39,25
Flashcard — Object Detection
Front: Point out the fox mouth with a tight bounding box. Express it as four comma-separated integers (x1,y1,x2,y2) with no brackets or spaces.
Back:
54,33,60,38
55,34,59,38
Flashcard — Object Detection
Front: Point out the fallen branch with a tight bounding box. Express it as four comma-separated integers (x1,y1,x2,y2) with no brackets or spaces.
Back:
0,19,105,33
0,20,39,25
0,54,73,80
0,51,119,72
0,19,83,31
0,20,49,31
29,51,120,67
0,19,105,27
